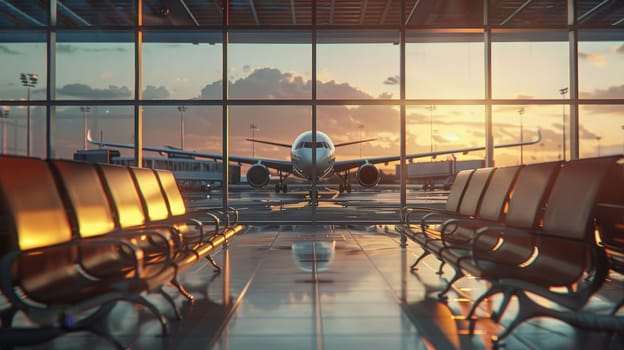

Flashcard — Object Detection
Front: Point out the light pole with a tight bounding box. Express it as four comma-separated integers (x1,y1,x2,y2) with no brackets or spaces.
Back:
358,124,364,158
178,106,187,149
250,122,259,158
518,107,525,165
80,106,90,150
1,106,8,154
426,105,436,154
20,73,38,156
596,136,602,156
559,87,568,161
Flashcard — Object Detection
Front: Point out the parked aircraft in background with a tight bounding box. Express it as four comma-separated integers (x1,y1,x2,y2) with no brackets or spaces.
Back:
88,129,541,195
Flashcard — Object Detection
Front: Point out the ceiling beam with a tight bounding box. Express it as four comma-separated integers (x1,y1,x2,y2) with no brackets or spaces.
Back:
405,0,422,25
380,0,392,24
360,0,369,24
500,0,534,26
249,0,260,24
57,1,91,26
577,0,611,23
290,0,296,24
178,0,200,26
0,0,45,26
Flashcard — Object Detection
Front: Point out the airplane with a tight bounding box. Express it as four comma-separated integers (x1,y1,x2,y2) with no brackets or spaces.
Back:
87,129,541,196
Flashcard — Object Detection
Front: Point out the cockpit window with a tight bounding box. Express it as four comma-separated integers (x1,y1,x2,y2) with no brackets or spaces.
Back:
299,142,328,149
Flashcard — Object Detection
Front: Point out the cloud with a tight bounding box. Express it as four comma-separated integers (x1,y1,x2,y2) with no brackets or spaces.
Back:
0,45,21,55
200,67,372,100
580,84,624,99
384,75,399,85
57,83,132,99
56,44,127,54
143,85,170,99
579,52,606,66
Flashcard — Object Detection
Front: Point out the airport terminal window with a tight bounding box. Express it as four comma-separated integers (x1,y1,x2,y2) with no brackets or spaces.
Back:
406,105,485,163
54,105,134,159
317,31,400,100
579,105,624,158
142,32,223,100
578,36,624,99
492,105,557,165
56,32,135,100
406,33,484,99
318,105,399,175
143,106,222,156
230,105,311,166
0,105,46,158
228,31,311,100
491,32,569,100
0,33,47,101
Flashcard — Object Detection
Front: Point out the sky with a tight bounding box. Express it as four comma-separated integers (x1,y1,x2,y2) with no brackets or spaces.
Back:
0,37,623,171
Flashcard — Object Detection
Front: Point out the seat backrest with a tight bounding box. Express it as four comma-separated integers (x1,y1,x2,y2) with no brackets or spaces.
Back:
543,156,622,240
477,165,523,221
96,163,147,229
0,156,75,293
50,159,116,238
130,167,170,222
457,167,494,216
0,156,73,251
445,169,475,212
504,161,562,229
154,169,187,217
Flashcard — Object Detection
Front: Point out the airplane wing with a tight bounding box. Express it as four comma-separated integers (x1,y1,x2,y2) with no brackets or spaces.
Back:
333,130,542,173
86,130,293,173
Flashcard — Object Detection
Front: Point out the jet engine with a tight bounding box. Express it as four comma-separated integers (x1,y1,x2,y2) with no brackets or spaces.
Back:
356,163,381,188
246,164,271,188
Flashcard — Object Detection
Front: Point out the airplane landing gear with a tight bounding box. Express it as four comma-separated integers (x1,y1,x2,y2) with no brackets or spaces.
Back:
337,171,352,194
274,171,290,193
275,183,288,193
338,184,352,194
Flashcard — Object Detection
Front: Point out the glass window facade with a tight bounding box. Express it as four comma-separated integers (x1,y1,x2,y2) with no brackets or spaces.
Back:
1,1,622,208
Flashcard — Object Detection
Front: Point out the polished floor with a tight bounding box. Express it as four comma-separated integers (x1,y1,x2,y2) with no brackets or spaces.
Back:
7,224,624,350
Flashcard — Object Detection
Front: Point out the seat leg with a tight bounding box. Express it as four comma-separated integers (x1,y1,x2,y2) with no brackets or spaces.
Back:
159,286,183,321
437,266,463,301
437,261,446,275
0,306,17,327
171,278,195,303
206,255,221,273
492,291,544,345
125,295,169,336
410,250,430,271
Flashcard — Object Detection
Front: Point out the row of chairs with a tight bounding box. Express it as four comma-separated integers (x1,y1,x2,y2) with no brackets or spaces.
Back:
398,155,624,345
0,155,243,349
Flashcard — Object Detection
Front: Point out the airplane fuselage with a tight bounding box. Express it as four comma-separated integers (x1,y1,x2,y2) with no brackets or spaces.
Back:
290,131,336,180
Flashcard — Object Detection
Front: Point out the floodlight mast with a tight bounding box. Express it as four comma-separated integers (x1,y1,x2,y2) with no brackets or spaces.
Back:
19,73,38,156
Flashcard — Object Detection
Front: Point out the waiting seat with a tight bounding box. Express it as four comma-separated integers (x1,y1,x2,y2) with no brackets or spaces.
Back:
0,155,175,349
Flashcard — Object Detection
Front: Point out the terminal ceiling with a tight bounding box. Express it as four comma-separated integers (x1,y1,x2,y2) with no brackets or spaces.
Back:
1,1,623,28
